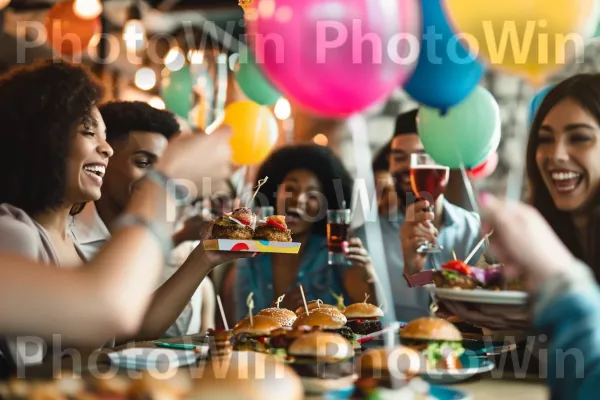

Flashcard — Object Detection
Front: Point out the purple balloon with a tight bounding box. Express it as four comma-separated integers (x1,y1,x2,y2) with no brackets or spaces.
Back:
248,0,421,117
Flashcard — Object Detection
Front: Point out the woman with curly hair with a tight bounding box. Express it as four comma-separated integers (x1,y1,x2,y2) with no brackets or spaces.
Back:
0,60,245,372
234,144,374,319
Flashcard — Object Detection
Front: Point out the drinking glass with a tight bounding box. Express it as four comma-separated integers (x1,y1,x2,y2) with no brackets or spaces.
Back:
327,209,351,265
410,153,450,253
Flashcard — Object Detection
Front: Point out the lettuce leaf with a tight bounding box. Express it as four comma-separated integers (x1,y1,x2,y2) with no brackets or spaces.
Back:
442,270,459,280
422,342,464,368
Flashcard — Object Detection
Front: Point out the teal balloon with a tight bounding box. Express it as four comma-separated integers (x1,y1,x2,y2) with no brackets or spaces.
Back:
236,49,280,106
418,86,501,169
160,66,193,119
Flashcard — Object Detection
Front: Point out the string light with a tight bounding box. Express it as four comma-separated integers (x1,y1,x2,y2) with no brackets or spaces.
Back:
134,67,156,91
73,0,102,20
313,133,328,146
164,47,186,71
274,98,291,120
149,96,166,110
123,1,146,53
188,50,204,65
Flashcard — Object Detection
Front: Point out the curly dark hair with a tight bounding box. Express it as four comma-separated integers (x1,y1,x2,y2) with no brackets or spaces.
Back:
372,140,390,172
255,144,354,236
99,101,180,142
0,60,104,216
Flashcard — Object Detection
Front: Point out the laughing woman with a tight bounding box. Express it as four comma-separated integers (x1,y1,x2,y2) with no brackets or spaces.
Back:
527,73,600,277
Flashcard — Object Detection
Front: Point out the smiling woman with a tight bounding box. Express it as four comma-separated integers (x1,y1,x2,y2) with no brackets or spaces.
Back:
527,73,600,278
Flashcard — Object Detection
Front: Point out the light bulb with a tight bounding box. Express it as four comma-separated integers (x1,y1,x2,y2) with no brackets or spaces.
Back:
73,0,102,20
274,98,291,120
188,50,204,65
312,133,328,146
123,20,146,53
134,67,156,91
165,47,185,72
0,0,11,10
149,96,166,110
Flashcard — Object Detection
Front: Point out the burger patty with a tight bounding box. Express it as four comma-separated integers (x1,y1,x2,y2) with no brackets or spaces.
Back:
289,359,354,379
212,223,254,240
347,320,383,335
432,271,477,289
325,326,355,342
253,225,292,242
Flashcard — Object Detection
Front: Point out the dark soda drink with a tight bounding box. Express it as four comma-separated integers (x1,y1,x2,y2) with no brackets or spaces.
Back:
327,222,350,253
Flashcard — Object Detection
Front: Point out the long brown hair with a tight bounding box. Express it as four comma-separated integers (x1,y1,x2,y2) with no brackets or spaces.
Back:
527,73,600,276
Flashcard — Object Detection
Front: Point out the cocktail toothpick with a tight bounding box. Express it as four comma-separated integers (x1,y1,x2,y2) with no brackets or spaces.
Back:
275,294,285,309
300,286,309,315
246,176,268,208
217,295,229,331
464,229,495,265
316,299,323,309
246,293,254,327
363,293,370,303
452,250,457,261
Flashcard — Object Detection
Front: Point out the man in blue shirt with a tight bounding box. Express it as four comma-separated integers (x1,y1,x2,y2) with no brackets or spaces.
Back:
379,109,482,321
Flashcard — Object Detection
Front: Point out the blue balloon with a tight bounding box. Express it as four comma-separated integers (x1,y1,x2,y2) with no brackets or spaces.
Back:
403,0,485,111
528,85,553,126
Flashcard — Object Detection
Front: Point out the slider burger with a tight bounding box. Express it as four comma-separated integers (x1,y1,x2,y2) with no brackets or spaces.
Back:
269,326,318,358
253,216,292,242
432,260,477,289
206,329,233,358
343,302,384,336
399,317,464,370
192,351,304,400
294,300,337,316
293,308,357,347
257,307,297,328
212,207,256,240
287,331,356,395
232,315,281,353
354,346,426,398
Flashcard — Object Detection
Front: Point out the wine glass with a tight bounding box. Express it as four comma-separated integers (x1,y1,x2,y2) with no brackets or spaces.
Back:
410,153,450,253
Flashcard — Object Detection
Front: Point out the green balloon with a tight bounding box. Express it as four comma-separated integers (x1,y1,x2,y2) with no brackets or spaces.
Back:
160,65,193,119
417,86,501,169
236,49,280,106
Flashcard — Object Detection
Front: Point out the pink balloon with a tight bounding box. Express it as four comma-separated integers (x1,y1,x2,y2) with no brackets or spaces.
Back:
467,152,499,180
248,0,421,117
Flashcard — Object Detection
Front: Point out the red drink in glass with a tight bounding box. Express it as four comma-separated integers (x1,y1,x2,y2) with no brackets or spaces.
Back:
327,222,350,253
410,166,449,201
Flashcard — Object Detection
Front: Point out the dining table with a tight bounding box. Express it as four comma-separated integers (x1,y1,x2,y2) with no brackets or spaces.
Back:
12,335,548,399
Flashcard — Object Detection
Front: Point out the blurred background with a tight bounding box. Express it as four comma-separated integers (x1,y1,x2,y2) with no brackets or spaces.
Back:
2,0,600,208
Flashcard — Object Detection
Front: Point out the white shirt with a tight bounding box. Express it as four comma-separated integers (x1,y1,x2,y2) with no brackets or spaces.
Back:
70,203,203,337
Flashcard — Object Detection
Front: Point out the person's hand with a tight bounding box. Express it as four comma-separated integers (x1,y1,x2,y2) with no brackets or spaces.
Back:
400,200,438,274
173,214,212,245
439,301,531,331
155,126,232,187
479,194,575,292
346,238,374,278
190,221,255,269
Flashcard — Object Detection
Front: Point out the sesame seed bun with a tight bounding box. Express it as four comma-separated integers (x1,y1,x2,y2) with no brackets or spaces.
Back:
399,317,462,342
293,308,347,330
295,301,337,316
288,332,354,362
233,315,281,337
256,308,297,328
343,303,384,319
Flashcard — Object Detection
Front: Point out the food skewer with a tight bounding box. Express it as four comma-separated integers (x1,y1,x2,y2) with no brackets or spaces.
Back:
217,294,229,331
464,229,494,265
299,285,309,315
246,292,254,327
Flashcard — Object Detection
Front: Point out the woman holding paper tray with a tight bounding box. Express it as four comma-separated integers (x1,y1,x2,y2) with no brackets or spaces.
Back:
233,145,376,320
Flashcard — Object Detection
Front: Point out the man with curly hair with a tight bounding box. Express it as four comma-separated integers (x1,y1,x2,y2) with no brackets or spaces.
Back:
71,101,215,337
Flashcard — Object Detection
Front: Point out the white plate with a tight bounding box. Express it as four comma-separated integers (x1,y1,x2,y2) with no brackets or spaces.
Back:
107,347,201,370
430,287,528,305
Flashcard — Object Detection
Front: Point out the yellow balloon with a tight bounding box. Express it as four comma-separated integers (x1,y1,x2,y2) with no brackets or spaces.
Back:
195,101,207,130
223,101,279,165
443,0,596,85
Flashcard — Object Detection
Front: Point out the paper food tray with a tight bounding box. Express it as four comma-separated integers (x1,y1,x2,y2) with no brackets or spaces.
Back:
203,239,301,254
